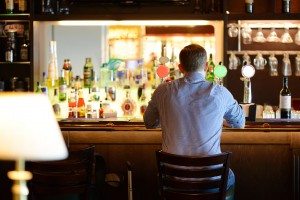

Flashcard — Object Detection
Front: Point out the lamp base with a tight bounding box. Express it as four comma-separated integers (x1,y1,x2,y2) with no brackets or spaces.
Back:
7,159,32,200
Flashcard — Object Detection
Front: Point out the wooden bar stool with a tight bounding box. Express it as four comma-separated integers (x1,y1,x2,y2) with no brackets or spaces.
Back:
156,150,232,200
27,146,95,200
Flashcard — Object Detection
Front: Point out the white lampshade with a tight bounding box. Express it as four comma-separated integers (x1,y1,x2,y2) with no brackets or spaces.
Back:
0,92,68,161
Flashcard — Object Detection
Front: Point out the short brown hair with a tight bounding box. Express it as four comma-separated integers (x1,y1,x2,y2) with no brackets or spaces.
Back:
179,44,207,72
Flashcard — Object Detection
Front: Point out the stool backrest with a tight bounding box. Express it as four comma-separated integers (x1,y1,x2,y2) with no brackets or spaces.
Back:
27,145,95,200
156,150,231,200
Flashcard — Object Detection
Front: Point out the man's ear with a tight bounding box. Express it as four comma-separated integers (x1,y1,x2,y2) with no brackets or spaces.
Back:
178,64,185,74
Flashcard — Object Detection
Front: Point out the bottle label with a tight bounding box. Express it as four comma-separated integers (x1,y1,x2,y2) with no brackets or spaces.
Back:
18,0,27,12
83,67,92,87
6,0,13,11
59,85,67,95
5,50,13,62
279,95,291,109
20,47,28,61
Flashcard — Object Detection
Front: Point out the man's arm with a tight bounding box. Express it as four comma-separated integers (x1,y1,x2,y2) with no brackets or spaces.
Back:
223,88,245,128
143,98,160,129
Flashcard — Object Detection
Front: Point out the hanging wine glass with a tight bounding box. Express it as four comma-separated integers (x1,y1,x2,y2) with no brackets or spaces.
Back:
295,54,300,76
241,24,252,44
253,52,267,70
228,52,240,70
268,53,278,76
267,28,280,42
253,28,266,43
242,52,251,65
227,23,239,38
282,53,292,76
295,27,300,45
281,27,293,43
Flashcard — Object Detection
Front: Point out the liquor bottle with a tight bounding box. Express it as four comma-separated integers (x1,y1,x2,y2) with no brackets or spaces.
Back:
40,72,48,95
52,88,61,118
47,41,58,88
282,0,291,13
279,77,291,119
13,0,18,13
77,89,86,118
35,82,42,93
245,0,253,13
205,53,215,82
91,75,100,101
59,70,67,102
6,0,14,14
18,0,27,13
83,57,94,88
19,36,28,61
62,58,72,86
121,90,136,117
99,102,104,118
59,0,70,14
43,0,54,14
5,42,14,62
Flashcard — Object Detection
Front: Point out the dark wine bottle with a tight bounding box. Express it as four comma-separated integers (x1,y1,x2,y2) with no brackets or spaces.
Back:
282,0,290,13
245,0,253,13
279,77,291,119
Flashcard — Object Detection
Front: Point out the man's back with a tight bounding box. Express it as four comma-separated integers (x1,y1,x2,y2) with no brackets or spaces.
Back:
144,72,245,156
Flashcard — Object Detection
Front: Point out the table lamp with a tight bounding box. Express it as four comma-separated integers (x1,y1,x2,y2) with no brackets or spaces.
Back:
0,93,68,200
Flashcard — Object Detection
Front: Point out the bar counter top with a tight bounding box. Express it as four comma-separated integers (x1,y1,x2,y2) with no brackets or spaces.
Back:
58,117,300,131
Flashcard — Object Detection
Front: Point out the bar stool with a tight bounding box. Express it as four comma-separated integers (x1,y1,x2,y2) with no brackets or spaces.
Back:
156,150,232,200
27,146,95,200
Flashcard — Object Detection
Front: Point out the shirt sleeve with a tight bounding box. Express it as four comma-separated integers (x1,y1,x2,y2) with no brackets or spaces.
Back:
222,87,245,128
143,86,162,129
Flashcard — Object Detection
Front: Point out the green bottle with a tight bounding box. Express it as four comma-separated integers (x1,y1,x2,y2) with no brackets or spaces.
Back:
83,57,94,88
35,82,42,93
205,53,215,82
59,70,67,102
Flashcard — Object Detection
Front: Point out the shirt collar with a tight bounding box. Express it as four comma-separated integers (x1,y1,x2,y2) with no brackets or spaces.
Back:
184,71,206,84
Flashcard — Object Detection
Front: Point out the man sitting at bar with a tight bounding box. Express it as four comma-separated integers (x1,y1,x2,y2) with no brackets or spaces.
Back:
143,44,245,196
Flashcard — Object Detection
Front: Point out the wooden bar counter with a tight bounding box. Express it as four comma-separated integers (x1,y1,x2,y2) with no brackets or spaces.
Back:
59,119,300,200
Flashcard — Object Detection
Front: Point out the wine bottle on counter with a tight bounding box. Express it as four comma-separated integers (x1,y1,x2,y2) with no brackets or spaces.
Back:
279,76,292,119
245,0,253,13
282,0,291,13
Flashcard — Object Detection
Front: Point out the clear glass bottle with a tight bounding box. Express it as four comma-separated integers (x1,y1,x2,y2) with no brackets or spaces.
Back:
83,57,94,88
47,41,58,88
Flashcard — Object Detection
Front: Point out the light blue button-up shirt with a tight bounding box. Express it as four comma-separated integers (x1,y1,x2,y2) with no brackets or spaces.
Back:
144,71,245,156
